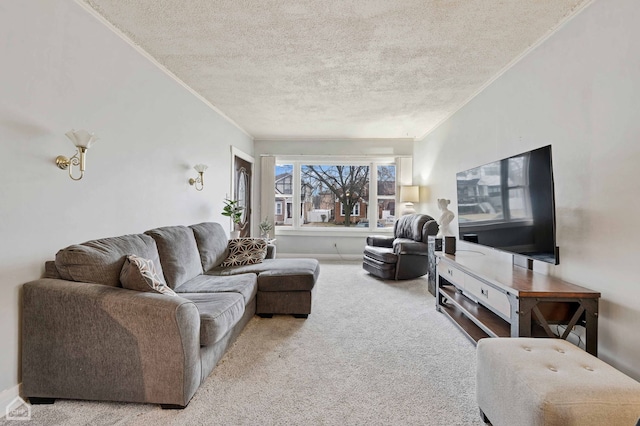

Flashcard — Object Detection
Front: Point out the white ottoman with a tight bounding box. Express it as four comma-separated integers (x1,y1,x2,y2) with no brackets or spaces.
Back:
477,338,640,426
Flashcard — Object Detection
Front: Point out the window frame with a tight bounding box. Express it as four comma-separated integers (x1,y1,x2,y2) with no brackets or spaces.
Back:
340,202,360,217
274,157,398,234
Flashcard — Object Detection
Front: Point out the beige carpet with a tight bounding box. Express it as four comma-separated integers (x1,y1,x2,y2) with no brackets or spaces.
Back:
5,261,482,425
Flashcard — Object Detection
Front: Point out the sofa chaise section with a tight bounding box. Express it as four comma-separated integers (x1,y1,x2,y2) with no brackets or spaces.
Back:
190,222,320,318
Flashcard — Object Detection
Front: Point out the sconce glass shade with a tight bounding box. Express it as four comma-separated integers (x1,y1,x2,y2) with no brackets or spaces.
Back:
56,128,98,181
399,185,419,203
193,164,208,173
189,164,208,191
65,129,99,149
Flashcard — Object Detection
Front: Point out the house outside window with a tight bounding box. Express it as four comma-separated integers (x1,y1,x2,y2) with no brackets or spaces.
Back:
275,164,293,226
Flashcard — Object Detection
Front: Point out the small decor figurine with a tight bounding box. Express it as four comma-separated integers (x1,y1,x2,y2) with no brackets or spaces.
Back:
436,198,455,238
259,217,273,239
222,198,244,238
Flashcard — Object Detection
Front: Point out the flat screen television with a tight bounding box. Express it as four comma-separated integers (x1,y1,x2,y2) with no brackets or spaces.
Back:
456,145,559,265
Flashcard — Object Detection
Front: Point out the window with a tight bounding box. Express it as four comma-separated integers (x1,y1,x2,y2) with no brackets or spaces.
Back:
274,160,397,231
274,164,293,226
340,202,360,216
376,165,396,228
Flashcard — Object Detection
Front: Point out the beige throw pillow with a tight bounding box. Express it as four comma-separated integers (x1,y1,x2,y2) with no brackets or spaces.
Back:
220,238,268,267
120,254,176,296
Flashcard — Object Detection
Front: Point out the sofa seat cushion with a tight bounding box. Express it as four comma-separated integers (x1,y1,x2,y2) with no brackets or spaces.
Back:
207,258,319,279
145,226,203,289
363,246,397,264
174,274,257,304
55,234,164,287
189,222,229,271
180,293,245,347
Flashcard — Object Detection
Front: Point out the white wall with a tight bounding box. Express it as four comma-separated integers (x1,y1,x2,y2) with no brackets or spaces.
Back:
414,0,640,379
0,0,253,403
254,139,414,256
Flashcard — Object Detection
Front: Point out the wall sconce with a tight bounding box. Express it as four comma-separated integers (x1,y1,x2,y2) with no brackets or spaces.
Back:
188,164,208,191
399,185,419,215
55,129,99,181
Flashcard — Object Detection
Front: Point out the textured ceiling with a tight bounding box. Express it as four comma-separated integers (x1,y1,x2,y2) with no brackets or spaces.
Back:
84,0,589,140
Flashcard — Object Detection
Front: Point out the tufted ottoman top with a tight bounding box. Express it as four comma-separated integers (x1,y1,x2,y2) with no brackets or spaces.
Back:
476,338,640,426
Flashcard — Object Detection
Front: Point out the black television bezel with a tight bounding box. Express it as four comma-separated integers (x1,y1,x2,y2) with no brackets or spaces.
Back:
456,145,559,265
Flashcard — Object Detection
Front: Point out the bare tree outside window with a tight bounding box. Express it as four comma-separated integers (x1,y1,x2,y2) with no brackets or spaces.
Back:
301,165,370,227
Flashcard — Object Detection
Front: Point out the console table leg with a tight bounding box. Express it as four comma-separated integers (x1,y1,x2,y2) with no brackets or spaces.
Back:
582,298,599,356
513,298,536,338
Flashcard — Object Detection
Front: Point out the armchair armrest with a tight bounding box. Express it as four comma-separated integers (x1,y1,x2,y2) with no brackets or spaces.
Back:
393,239,429,255
22,278,201,406
366,235,395,248
422,219,439,241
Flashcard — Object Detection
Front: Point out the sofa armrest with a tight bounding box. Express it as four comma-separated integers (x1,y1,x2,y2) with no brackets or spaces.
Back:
366,235,395,247
22,278,201,407
393,240,429,255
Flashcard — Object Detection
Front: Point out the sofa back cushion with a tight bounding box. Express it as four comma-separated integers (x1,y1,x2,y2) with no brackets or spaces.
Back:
145,225,203,289
394,214,434,243
55,234,163,287
189,222,229,271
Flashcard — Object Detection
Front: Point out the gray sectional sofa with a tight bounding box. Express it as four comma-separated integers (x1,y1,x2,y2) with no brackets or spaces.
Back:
22,222,320,408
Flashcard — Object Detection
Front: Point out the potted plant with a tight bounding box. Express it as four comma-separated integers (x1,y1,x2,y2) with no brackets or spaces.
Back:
258,217,274,239
222,198,244,238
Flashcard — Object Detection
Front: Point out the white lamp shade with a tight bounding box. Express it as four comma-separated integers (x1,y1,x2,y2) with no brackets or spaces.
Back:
193,164,208,173
65,129,98,149
399,185,419,203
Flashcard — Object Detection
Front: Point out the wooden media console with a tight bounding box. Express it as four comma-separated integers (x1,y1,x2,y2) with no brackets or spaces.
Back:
435,251,600,355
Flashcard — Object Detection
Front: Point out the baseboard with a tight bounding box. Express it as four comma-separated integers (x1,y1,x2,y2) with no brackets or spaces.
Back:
277,253,361,261
0,383,23,415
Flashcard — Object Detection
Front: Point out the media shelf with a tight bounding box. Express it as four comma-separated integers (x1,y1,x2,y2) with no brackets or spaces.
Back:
439,285,510,339
435,252,601,355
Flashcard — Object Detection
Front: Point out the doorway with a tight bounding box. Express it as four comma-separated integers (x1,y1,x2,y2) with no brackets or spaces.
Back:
233,149,253,237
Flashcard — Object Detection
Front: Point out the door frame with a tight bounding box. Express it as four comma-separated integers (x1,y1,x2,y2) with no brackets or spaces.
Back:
230,146,255,236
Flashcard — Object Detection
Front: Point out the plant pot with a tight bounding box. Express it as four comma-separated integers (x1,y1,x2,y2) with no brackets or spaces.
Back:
230,230,240,239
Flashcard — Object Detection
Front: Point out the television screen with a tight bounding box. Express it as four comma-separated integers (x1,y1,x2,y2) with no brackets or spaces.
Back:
456,145,558,264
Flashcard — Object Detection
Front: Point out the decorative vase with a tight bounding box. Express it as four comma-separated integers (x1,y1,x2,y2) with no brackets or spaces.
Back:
230,224,241,239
